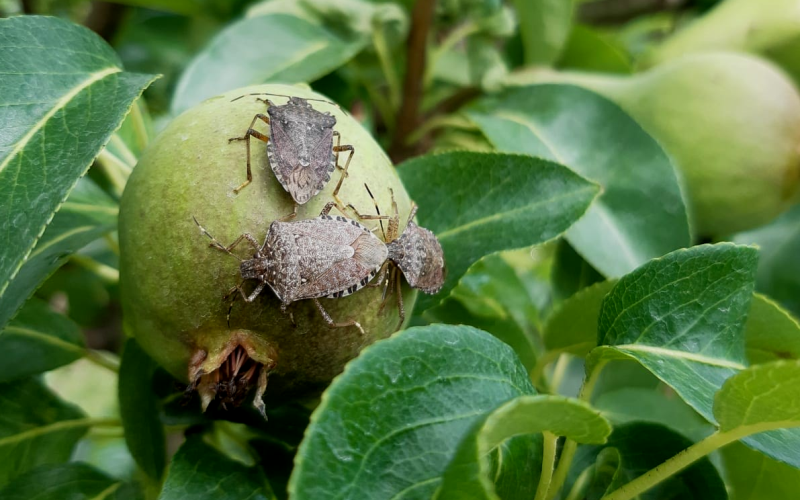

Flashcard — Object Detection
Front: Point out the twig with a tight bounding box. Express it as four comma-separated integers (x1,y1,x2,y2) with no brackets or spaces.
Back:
389,0,436,163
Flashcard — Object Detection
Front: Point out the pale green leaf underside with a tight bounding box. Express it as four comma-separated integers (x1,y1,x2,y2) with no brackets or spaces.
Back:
715,360,800,432
0,16,155,330
437,395,610,500
543,279,616,356
745,293,800,364
398,151,599,311
468,84,690,278
289,325,535,500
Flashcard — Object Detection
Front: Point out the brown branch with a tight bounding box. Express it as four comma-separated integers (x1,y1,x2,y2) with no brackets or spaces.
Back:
389,0,436,163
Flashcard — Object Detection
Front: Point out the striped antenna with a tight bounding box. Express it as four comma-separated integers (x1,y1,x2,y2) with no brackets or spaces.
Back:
230,92,340,109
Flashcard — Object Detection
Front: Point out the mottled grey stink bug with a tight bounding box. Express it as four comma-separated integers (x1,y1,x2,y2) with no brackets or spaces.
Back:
193,202,387,335
229,93,354,216
350,186,446,326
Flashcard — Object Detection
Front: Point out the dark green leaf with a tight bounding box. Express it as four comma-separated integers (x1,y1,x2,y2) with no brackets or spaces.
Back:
118,338,166,482
550,239,604,301
398,152,599,310
425,253,542,370
289,325,535,499
721,442,800,500
734,204,800,318
513,0,573,65
568,423,727,500
0,16,155,331
0,298,85,382
171,13,366,114
160,434,275,500
0,378,90,486
592,244,756,422
745,293,800,364
437,395,610,499
0,177,117,332
489,435,542,500
543,279,616,357
0,462,140,500
468,84,690,278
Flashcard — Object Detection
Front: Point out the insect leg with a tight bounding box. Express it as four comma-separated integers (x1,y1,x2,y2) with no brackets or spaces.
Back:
394,266,405,329
279,204,298,221
313,298,365,335
245,282,267,302
193,216,259,256
366,262,389,288
228,113,270,194
331,132,355,211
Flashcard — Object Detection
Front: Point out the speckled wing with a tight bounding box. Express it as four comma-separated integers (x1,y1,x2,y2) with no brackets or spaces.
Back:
267,119,299,197
274,216,387,301
388,222,445,294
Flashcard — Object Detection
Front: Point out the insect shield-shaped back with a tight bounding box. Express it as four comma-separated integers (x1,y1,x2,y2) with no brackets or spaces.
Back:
267,97,338,204
387,221,446,295
266,214,388,303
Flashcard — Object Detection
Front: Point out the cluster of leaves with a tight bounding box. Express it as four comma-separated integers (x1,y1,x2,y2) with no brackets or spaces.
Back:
2,1,800,499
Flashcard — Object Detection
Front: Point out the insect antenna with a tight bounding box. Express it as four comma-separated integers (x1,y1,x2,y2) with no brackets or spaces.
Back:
230,92,340,109
364,183,386,241
192,216,243,262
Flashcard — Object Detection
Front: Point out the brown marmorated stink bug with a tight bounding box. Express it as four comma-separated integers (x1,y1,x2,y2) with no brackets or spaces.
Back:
192,202,388,335
350,185,446,326
229,93,354,217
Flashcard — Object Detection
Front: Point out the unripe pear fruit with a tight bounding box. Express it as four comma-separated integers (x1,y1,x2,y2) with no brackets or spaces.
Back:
119,84,415,412
639,0,800,82
511,52,800,236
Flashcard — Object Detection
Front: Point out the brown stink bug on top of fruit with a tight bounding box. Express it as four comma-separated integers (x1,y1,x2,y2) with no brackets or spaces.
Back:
120,84,416,418
229,93,355,217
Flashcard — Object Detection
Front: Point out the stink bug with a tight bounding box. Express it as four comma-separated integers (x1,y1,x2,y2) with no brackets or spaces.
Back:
193,202,387,335
229,93,354,217
349,186,446,327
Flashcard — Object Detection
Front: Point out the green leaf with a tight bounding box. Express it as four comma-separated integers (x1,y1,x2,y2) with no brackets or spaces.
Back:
0,177,117,331
398,152,599,311
745,293,800,364
543,279,616,357
591,244,756,422
0,378,90,486
289,325,535,499
582,447,625,500
425,253,543,370
468,84,690,278
160,434,275,500
734,204,800,318
550,239,604,301
0,299,85,382
714,360,800,433
713,360,800,467
437,395,610,500
721,442,800,500
0,16,155,331
594,387,713,442
118,338,166,482
0,462,140,500
513,0,573,65
557,25,632,74
568,423,727,500
171,13,366,114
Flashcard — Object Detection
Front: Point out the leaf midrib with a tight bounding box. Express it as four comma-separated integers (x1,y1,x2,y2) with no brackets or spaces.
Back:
0,417,94,447
436,185,598,240
1,324,84,355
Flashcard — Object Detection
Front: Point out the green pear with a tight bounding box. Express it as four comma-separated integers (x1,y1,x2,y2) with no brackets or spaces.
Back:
508,52,800,236
640,0,800,82
119,84,415,412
